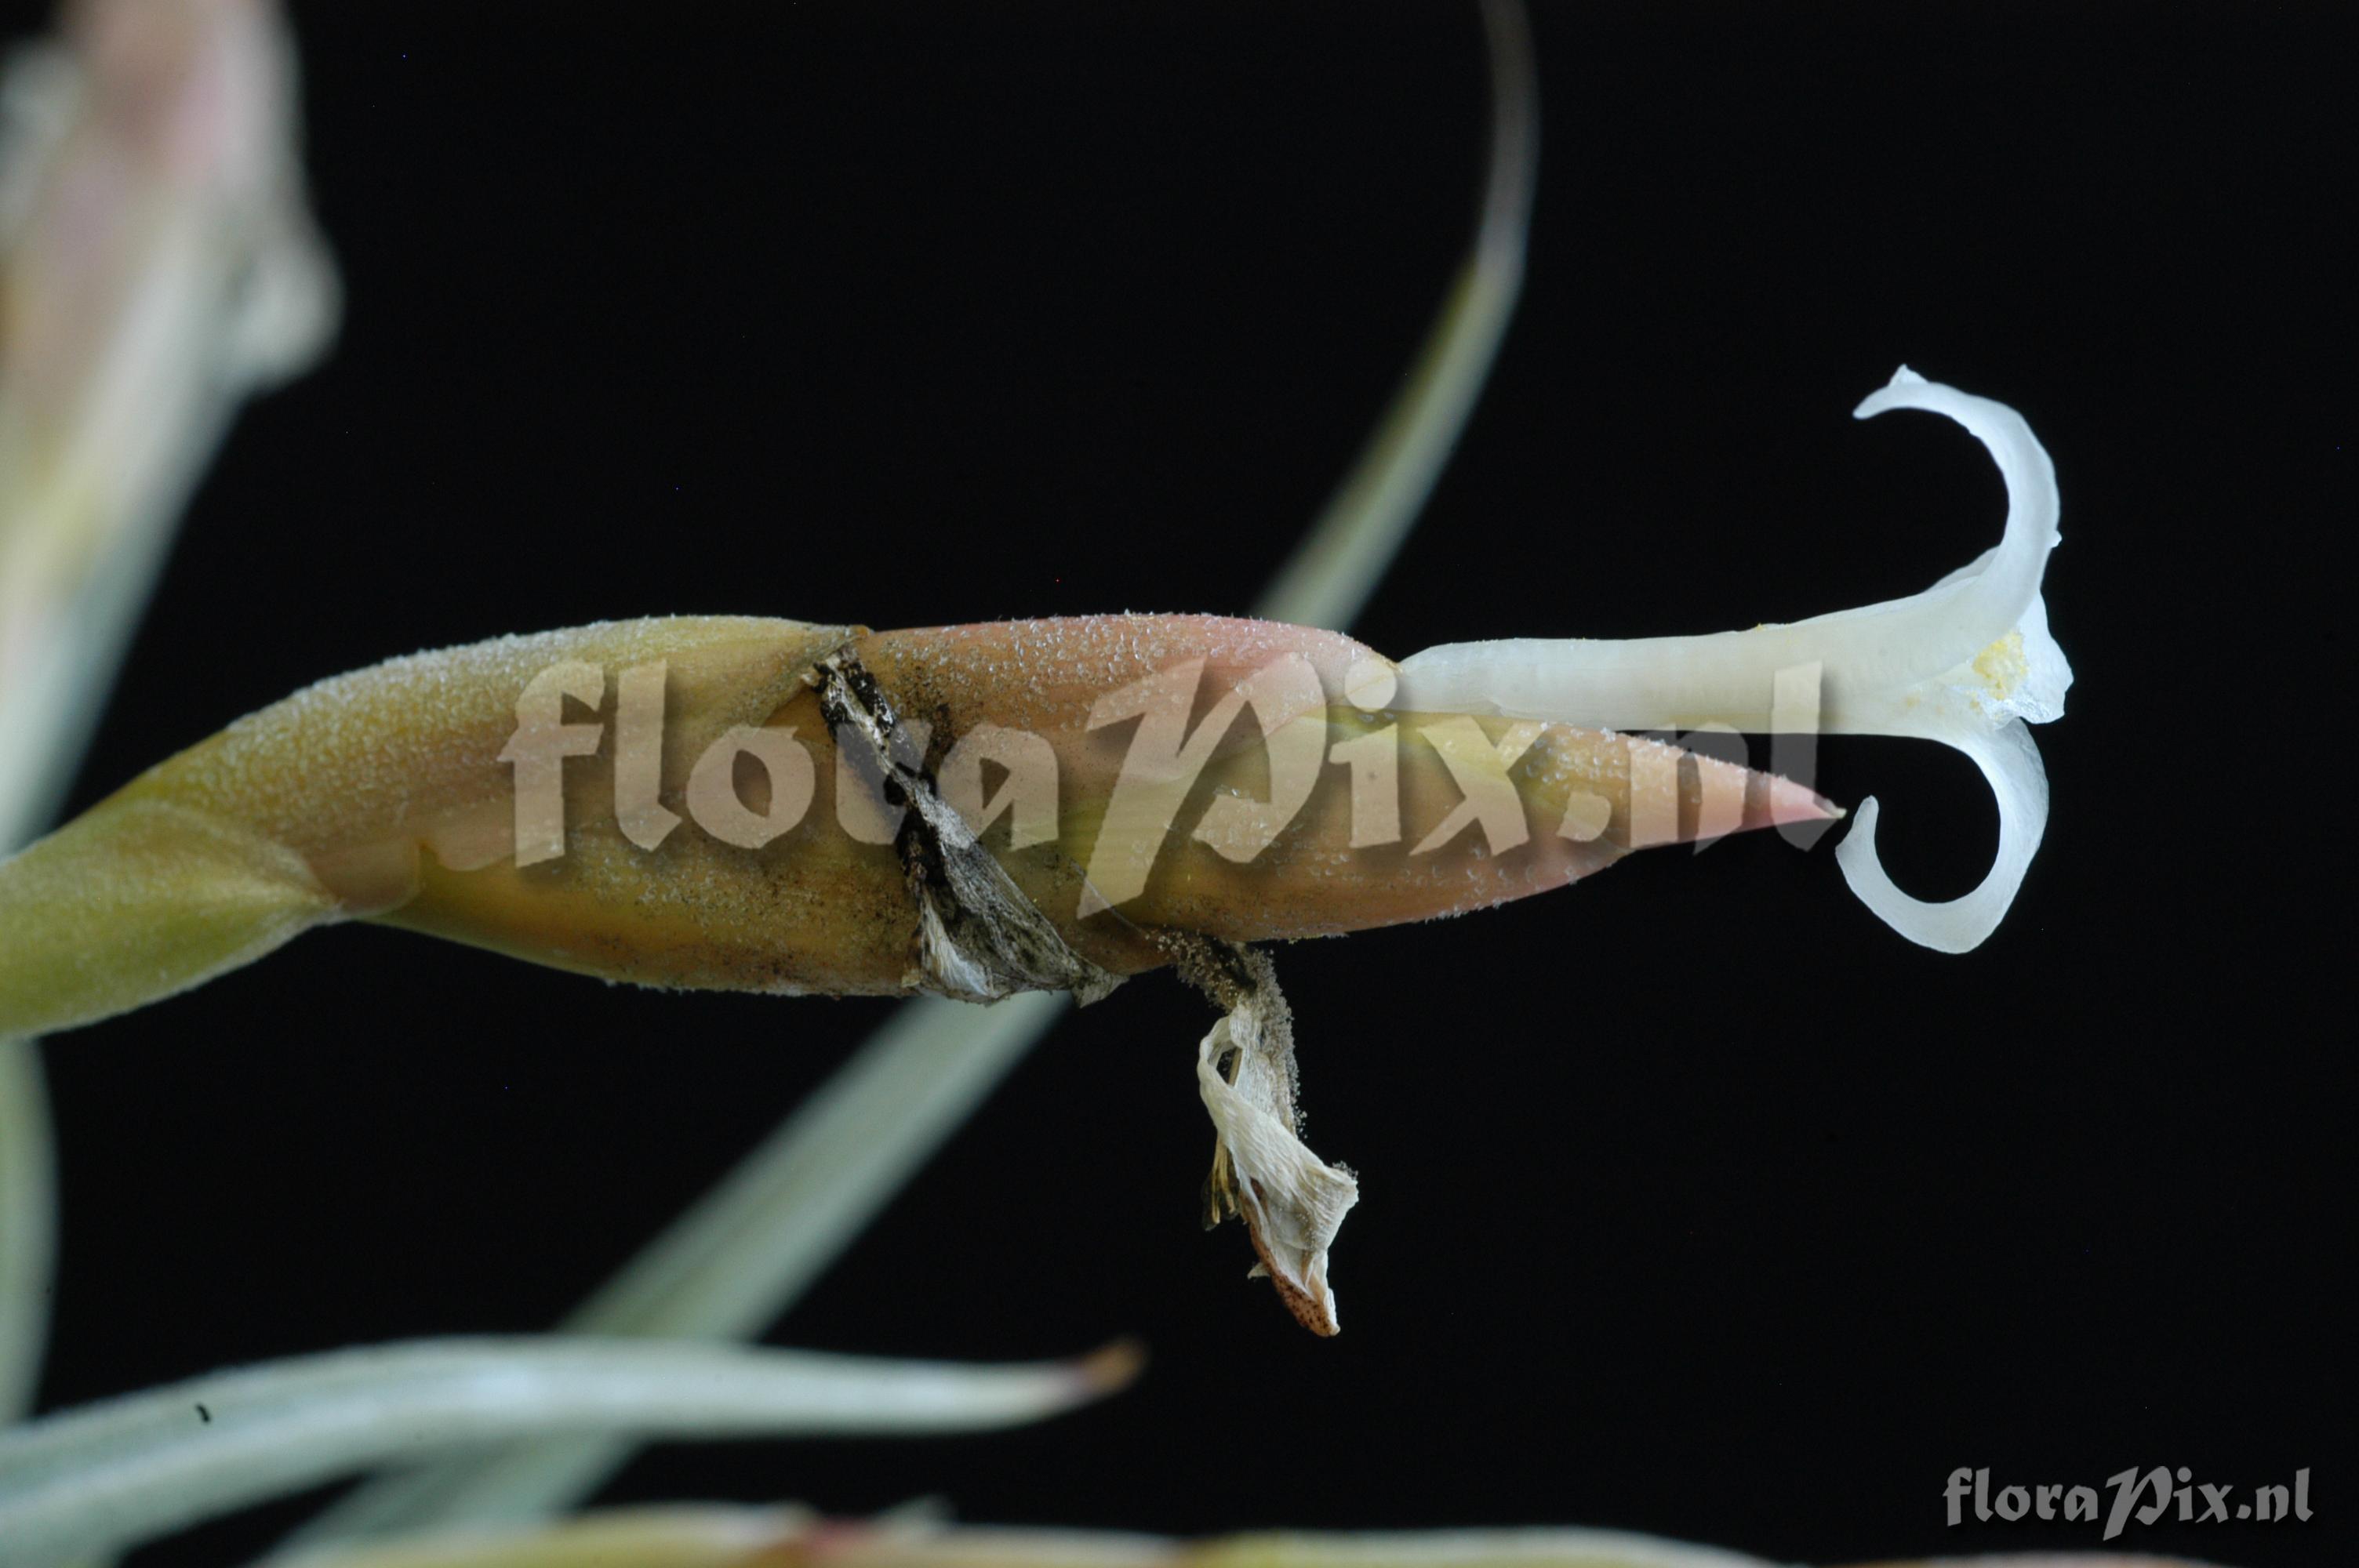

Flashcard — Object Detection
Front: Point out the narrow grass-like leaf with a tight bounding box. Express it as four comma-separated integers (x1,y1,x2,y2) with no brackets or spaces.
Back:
0,1036,51,1425
1256,0,1537,633
271,1506,819,1568
268,992,1066,1547
0,1337,1133,1567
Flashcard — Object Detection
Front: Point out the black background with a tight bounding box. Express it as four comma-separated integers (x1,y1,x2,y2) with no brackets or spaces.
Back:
11,3,2348,1566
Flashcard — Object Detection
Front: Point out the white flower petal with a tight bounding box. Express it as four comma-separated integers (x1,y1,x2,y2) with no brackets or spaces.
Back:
1841,366,2061,662
1834,717,2050,953
1394,369,2065,735
1391,371,2070,950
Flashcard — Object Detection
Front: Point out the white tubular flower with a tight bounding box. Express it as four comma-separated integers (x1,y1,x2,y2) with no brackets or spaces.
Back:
1391,368,2072,952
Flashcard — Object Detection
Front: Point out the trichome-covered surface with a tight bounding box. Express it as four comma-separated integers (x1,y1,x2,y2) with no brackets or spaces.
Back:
0,612,1830,1038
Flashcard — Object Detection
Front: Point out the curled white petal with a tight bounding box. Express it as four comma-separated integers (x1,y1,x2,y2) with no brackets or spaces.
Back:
1391,370,2070,949
1394,368,2064,734
1835,717,2050,954
1837,366,2061,670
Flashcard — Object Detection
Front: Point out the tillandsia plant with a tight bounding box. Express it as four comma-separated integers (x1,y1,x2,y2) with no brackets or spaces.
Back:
0,608,1841,1330
0,346,2067,1336
0,2,2122,1567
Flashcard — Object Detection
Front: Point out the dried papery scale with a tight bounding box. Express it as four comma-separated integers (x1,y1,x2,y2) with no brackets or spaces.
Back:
1159,933,1360,1336
0,611,1835,1330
